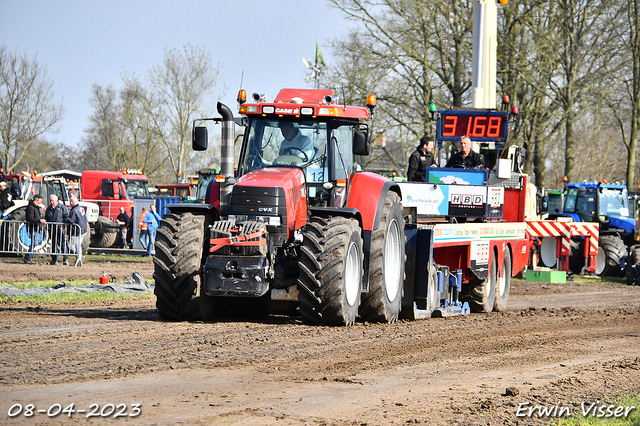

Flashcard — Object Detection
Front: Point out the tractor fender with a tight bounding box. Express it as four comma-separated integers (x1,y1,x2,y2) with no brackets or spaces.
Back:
344,173,402,293
347,172,401,232
307,207,362,227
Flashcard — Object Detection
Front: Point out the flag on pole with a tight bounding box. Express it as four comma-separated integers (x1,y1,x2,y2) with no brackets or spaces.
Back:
315,42,326,67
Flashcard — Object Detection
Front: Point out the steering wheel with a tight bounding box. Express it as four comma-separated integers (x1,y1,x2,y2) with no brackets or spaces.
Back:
282,147,309,162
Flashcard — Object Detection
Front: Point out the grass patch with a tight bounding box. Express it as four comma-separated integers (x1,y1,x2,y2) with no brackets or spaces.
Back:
553,394,640,426
83,254,153,263
1,292,155,304
1,280,96,289
577,277,627,286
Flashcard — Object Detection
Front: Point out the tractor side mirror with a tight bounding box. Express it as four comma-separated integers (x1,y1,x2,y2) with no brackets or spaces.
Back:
352,130,371,156
193,126,208,151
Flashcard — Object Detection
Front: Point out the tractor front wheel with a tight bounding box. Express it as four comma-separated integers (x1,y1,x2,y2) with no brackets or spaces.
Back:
596,235,627,277
298,216,363,326
154,212,212,321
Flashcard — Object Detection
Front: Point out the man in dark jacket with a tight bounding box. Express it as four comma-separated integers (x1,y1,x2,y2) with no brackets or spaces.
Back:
66,195,88,267
10,177,21,200
0,181,13,216
115,206,131,248
25,194,46,263
445,135,484,169
407,134,437,182
45,194,70,265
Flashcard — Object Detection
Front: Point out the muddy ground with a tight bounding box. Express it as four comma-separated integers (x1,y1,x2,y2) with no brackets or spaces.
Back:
0,257,639,425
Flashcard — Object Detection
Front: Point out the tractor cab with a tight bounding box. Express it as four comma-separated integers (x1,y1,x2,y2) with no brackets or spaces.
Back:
237,117,365,208
562,181,631,231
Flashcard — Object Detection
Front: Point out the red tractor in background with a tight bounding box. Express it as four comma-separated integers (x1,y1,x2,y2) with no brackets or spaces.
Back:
80,169,151,248
154,89,406,325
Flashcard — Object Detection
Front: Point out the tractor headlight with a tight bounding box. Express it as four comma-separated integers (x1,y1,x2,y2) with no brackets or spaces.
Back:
256,215,281,226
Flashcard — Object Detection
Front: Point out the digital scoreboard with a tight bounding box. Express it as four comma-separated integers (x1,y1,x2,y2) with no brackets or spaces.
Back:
436,110,509,142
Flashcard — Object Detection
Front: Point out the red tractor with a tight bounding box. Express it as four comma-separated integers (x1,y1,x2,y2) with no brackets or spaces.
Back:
154,89,405,325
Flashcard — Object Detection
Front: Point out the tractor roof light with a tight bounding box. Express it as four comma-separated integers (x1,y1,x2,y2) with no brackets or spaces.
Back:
366,94,377,114
237,89,247,105
511,105,519,115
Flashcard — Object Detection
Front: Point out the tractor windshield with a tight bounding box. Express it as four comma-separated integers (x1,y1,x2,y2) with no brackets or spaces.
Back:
564,187,596,222
598,187,629,218
123,179,150,198
240,120,328,174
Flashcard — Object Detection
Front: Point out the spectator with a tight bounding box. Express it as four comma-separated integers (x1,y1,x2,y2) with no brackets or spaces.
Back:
10,177,21,200
137,207,148,250
65,195,88,267
143,204,161,256
0,181,13,216
445,135,484,169
44,194,69,265
407,134,437,182
25,194,46,264
115,206,131,249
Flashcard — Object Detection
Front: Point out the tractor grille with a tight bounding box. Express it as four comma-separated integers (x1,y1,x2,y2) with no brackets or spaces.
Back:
209,219,268,256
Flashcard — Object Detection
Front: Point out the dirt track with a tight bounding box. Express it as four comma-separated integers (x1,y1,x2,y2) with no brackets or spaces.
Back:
1,258,640,425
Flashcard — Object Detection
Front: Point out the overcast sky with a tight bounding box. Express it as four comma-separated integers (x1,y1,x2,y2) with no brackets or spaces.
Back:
0,0,349,147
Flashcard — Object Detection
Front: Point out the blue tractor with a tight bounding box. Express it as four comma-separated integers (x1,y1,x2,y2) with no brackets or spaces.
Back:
552,181,633,276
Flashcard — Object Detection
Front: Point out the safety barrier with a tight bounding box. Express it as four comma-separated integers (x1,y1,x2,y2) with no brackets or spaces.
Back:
0,220,86,264
526,220,599,273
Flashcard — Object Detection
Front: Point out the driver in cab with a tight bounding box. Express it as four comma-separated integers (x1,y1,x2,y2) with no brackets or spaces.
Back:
278,122,314,162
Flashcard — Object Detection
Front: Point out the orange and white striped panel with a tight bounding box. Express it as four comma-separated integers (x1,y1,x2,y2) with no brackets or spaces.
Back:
526,221,572,238
571,222,599,255
526,221,572,256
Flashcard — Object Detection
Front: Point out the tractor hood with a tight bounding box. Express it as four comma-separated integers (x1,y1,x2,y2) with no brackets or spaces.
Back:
230,167,308,240
608,215,635,233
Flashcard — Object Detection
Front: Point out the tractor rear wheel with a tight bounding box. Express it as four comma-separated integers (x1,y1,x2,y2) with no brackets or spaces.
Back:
461,252,497,313
298,216,363,326
154,212,212,321
493,248,511,312
90,216,117,248
596,235,627,277
359,191,405,323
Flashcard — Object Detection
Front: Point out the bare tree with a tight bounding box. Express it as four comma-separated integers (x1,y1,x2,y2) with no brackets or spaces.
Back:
326,0,475,175
81,84,119,170
541,0,626,182
0,45,64,172
142,44,225,182
600,0,640,187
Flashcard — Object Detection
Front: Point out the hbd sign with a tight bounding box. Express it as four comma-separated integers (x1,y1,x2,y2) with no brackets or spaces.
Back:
448,186,487,217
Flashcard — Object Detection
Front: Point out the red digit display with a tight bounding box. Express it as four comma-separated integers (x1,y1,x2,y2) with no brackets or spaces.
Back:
439,113,505,140
442,115,458,137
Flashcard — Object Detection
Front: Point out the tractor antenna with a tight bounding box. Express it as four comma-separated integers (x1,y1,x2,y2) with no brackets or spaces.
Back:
239,69,244,90
342,84,346,111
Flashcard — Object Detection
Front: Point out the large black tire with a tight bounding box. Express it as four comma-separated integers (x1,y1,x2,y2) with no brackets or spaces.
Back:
359,192,405,323
298,216,363,326
90,216,117,248
493,248,511,312
153,212,212,321
596,235,627,277
461,251,497,313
